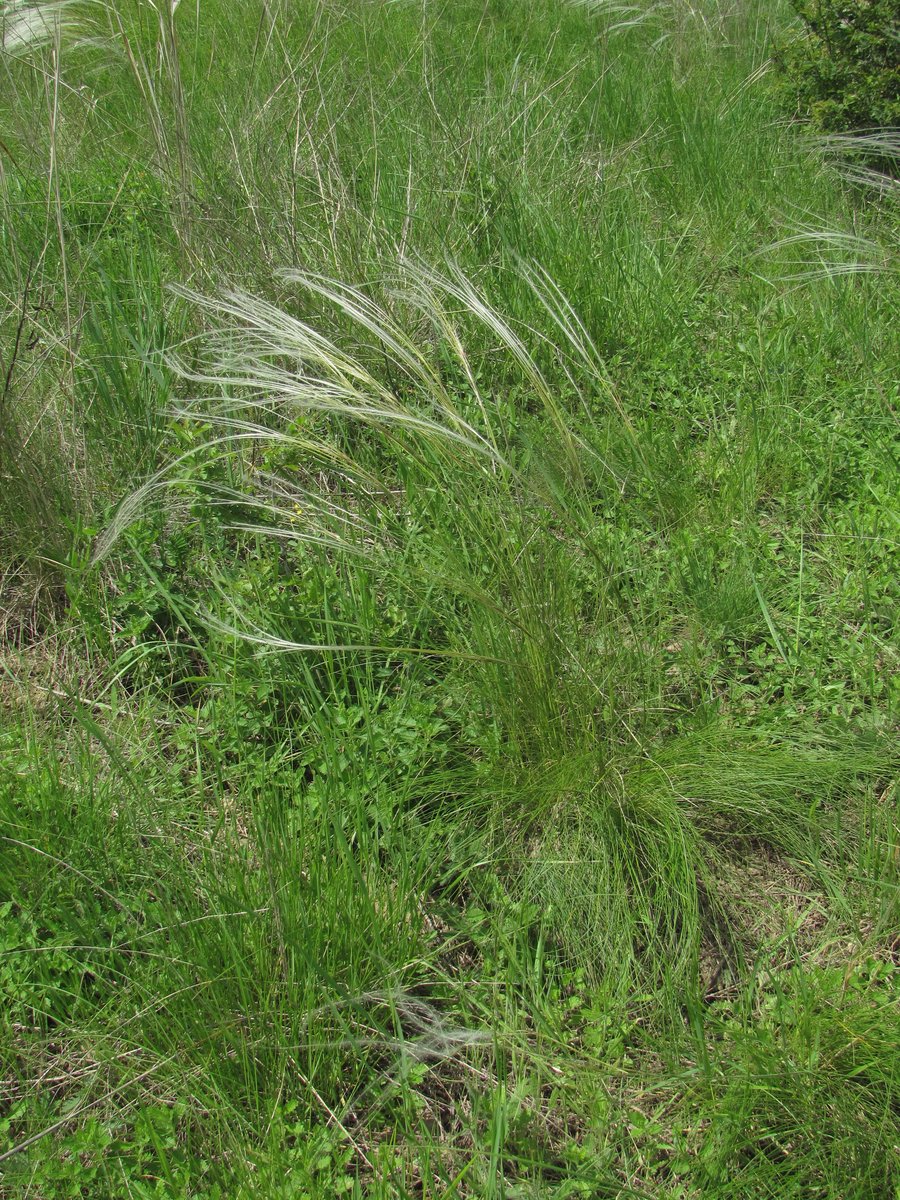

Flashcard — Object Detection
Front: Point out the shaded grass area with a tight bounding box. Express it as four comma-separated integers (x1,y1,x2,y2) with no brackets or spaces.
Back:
1,703,897,1196
1,0,898,1194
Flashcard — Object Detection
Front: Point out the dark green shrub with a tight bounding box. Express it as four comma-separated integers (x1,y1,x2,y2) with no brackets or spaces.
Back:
778,0,900,170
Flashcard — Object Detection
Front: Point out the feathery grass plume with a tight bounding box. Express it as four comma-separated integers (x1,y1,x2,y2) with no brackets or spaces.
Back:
815,129,900,170
0,0,79,53
101,261,662,852
563,0,665,32
760,223,895,281
814,130,900,197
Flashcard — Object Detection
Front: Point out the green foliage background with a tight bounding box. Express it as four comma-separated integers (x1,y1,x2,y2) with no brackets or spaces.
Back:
0,0,898,1195
779,0,899,167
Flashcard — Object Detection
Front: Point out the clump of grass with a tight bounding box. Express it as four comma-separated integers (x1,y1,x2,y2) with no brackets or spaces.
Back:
98,258,896,997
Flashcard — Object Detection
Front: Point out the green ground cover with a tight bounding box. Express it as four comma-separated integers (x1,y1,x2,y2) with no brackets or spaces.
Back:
0,0,897,1194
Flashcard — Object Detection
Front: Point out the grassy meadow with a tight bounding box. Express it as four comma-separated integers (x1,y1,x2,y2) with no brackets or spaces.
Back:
1,0,898,1194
